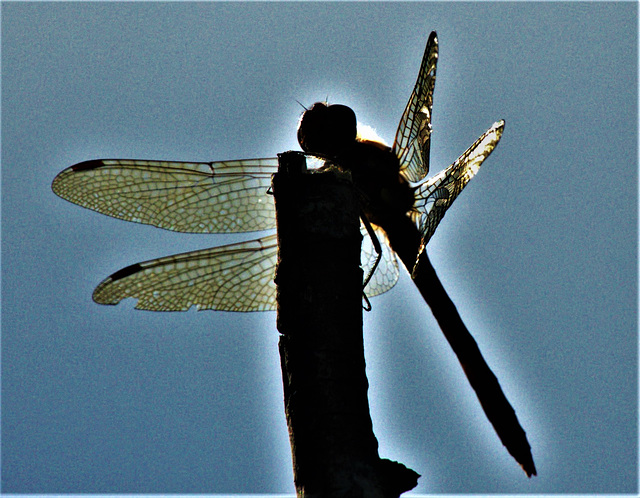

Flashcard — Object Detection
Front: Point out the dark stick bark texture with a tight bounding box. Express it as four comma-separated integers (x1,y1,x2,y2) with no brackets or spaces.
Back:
273,151,419,498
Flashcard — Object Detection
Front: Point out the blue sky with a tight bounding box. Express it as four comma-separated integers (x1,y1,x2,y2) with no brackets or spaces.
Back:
2,2,637,494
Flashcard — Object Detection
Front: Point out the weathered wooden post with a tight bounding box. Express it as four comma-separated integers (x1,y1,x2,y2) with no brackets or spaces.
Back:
272,151,419,497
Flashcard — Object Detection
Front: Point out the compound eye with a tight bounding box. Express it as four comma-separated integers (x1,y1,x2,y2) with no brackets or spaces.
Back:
297,102,357,156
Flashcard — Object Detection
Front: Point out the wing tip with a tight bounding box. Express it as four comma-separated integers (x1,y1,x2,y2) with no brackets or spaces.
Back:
92,263,144,306
52,159,114,196
492,119,506,143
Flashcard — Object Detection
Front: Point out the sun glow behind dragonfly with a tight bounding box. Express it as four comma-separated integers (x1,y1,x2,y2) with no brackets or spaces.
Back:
357,122,388,145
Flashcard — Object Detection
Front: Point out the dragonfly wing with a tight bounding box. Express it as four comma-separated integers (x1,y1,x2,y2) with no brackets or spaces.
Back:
412,120,505,272
361,223,400,297
394,31,438,183
93,234,278,312
52,158,279,233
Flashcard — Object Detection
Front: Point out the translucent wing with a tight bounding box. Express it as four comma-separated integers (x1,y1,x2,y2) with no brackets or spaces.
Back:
51,158,278,233
412,120,505,272
394,31,438,183
361,223,400,297
93,234,279,312
92,225,397,311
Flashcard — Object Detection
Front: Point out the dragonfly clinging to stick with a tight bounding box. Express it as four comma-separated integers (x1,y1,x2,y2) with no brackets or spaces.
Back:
52,31,536,477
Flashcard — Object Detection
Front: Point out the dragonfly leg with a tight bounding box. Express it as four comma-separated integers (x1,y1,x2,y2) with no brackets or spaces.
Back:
360,212,382,310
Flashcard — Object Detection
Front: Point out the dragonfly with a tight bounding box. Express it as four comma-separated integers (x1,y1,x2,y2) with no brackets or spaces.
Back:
52,31,536,478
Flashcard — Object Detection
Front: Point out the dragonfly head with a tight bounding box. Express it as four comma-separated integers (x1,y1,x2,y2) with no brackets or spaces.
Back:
297,102,357,157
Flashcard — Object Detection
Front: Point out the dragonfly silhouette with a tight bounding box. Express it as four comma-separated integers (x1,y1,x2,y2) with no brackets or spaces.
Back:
52,32,536,477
